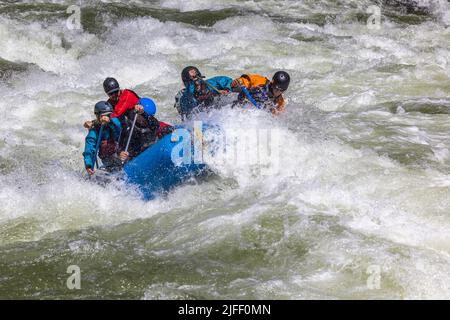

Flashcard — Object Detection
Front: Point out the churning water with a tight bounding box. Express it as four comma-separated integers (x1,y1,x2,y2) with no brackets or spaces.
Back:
1,0,450,299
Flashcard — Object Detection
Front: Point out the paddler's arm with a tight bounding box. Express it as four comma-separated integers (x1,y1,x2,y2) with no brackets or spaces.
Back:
82,129,98,175
109,117,122,141
270,96,285,116
205,76,233,94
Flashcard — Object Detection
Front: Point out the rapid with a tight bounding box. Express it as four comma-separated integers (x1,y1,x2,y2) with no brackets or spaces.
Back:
0,0,450,299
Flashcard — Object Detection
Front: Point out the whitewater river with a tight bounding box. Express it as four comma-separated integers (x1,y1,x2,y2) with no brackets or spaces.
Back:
0,0,450,299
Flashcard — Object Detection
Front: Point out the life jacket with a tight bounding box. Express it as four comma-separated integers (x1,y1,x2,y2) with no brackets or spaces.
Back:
110,89,140,120
249,83,271,103
235,74,267,102
121,114,162,158
177,90,197,116
134,114,159,138
96,125,118,159
237,74,285,113
177,86,214,119
237,74,270,89
123,90,141,123
194,82,215,105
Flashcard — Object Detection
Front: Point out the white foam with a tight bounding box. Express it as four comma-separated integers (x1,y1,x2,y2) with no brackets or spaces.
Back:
1,0,450,299
160,0,231,12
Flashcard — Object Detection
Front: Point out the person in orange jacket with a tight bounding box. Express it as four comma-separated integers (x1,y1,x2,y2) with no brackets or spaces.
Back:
230,71,290,115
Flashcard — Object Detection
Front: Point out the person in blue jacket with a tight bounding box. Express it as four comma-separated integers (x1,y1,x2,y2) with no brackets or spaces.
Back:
83,101,122,175
174,66,232,120
118,97,174,163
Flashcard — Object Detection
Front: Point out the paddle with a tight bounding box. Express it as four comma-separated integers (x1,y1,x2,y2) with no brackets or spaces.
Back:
240,85,261,109
122,112,138,164
199,78,226,95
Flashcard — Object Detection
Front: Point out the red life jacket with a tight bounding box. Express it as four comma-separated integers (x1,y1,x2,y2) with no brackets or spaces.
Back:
110,89,140,119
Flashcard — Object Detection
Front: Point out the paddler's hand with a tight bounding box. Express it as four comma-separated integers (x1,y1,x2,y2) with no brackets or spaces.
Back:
218,89,230,95
135,104,144,114
86,167,95,176
99,115,110,125
119,151,129,162
84,120,94,130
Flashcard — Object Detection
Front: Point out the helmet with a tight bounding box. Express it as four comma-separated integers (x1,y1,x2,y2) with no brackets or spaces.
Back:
138,97,156,116
94,101,113,116
272,71,290,92
181,66,204,86
103,77,120,95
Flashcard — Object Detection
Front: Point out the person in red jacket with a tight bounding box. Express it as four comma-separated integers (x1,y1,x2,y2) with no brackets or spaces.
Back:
84,77,140,129
103,77,140,119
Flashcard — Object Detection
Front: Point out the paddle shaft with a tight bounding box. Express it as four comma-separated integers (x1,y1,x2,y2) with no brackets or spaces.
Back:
241,86,261,109
200,78,222,94
94,124,104,169
124,113,138,153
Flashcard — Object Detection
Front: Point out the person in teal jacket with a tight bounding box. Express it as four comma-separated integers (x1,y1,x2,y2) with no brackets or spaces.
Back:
174,66,232,120
83,101,122,175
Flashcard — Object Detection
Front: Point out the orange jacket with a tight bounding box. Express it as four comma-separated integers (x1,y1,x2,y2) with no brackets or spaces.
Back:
232,74,285,114
232,74,269,89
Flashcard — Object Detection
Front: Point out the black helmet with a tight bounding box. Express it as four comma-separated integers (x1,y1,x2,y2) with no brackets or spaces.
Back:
94,101,113,116
181,66,204,85
103,77,120,95
272,71,290,92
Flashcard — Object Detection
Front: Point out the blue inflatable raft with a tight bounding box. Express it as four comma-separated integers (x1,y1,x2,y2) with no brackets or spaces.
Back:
123,124,210,200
